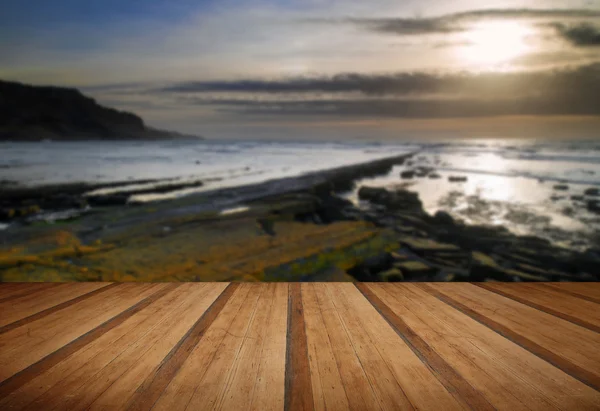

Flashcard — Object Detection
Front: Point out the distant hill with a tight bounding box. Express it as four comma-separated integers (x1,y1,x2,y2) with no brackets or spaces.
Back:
0,80,202,141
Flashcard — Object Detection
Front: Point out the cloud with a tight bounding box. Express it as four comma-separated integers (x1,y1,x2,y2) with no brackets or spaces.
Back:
156,62,600,118
161,62,600,97
348,8,600,36
552,23,600,46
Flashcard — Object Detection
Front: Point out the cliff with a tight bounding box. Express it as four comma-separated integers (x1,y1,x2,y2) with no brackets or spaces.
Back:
0,80,201,141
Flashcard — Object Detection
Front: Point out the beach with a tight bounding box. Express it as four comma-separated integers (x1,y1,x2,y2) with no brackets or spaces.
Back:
1,139,599,282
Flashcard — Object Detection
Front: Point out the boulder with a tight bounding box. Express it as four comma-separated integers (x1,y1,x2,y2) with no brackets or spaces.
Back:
414,167,433,177
378,268,404,282
553,184,569,191
584,188,599,196
394,260,436,276
448,176,467,183
358,186,389,202
432,210,455,226
428,173,442,179
400,170,416,179
384,191,423,211
570,195,584,201
587,200,600,214
316,196,356,223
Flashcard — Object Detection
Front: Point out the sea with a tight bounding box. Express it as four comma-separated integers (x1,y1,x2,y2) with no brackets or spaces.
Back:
1,138,600,250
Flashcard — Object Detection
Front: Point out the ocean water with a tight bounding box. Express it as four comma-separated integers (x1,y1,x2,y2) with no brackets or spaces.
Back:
1,138,600,250
348,139,600,250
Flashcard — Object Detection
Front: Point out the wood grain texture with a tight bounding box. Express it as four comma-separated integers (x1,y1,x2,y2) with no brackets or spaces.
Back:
0,283,116,334
424,283,600,391
0,283,63,304
125,282,234,411
285,283,314,411
0,283,175,399
0,282,599,411
356,283,492,411
477,283,600,332
544,282,600,301
540,283,600,304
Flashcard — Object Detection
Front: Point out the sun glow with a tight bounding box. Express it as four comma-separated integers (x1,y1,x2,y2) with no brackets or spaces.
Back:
458,21,533,68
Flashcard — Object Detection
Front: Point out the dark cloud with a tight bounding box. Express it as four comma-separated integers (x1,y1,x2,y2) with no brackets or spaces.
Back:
162,63,600,118
161,63,600,98
198,96,600,118
346,8,600,35
353,18,461,36
552,23,600,46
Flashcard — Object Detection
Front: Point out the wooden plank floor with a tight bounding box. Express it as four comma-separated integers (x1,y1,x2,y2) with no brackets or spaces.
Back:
0,283,599,410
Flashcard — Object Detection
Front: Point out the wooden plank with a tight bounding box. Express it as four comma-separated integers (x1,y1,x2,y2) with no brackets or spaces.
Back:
0,283,63,303
0,283,174,402
0,283,185,411
174,283,263,411
397,284,600,410
114,282,234,411
149,283,253,411
477,283,600,332
0,283,116,333
0,283,111,325
0,283,162,382
284,283,314,411
310,284,381,411
302,283,350,411
424,283,600,390
217,283,288,411
248,284,288,411
544,283,600,301
541,283,600,304
325,283,416,411
149,284,260,411
356,283,491,411
65,283,228,411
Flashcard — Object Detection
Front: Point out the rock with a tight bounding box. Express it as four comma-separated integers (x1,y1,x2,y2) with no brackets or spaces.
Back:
0,208,16,221
399,236,461,252
195,160,201,165
400,170,416,179
553,184,569,191
448,176,467,183
587,200,600,214
384,191,423,211
15,205,41,217
428,173,442,179
570,195,584,201
394,260,436,276
87,194,129,206
390,251,410,261
432,210,455,226
316,196,356,223
43,194,88,209
550,195,564,202
584,188,599,196
358,186,388,202
378,268,404,282
414,167,433,177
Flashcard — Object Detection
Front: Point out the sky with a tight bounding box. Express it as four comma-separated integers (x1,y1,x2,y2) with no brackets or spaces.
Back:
2,0,600,140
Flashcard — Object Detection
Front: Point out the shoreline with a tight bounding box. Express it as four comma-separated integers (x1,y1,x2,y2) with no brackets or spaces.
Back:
1,150,599,283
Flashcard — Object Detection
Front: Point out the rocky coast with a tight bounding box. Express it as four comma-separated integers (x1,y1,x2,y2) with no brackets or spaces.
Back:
1,152,599,282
